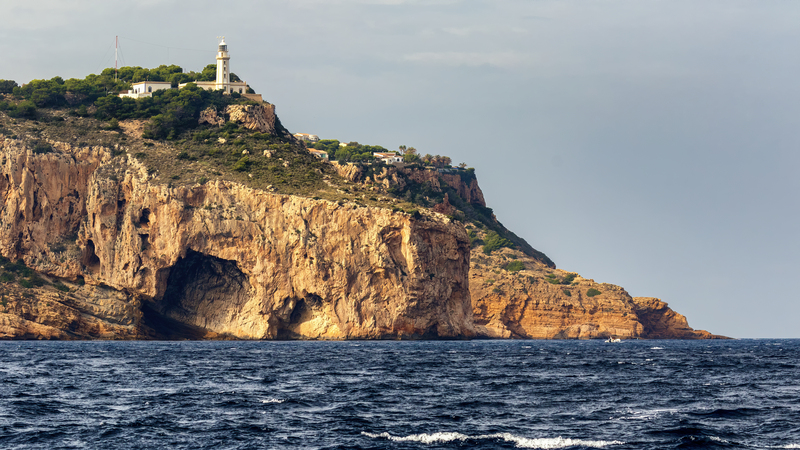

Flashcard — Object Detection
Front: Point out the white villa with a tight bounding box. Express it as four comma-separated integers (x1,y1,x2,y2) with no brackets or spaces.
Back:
308,149,328,160
294,133,320,142
373,152,403,164
119,37,261,101
118,81,172,99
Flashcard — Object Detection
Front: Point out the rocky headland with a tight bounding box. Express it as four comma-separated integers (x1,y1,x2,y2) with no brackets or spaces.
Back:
0,94,723,340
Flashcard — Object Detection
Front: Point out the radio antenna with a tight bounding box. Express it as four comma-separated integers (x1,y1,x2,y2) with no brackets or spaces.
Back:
115,36,119,81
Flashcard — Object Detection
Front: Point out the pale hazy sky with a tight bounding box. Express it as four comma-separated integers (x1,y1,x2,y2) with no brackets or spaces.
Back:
2,0,798,338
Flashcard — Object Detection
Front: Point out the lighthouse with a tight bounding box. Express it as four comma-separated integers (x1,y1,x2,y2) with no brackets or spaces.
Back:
215,36,231,92
169,38,261,101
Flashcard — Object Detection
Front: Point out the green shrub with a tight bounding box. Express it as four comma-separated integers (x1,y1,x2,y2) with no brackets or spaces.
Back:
9,100,37,118
28,274,47,287
0,79,18,94
0,272,14,283
482,231,513,255
563,289,572,297
586,288,602,297
232,156,249,172
33,142,52,154
545,272,577,285
503,260,525,272
468,230,482,247
53,282,70,293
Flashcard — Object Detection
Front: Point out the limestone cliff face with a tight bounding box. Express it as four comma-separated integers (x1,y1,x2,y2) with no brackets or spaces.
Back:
631,296,719,339
0,136,473,339
468,234,723,339
0,104,722,341
199,104,299,143
333,163,487,208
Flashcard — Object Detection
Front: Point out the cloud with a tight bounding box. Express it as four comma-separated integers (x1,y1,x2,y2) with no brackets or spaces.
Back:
401,51,534,68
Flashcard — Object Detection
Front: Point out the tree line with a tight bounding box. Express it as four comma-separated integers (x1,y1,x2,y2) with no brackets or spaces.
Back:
310,140,467,168
0,65,255,138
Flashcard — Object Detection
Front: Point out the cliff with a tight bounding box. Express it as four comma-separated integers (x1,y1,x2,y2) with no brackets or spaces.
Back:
0,103,721,340
467,230,723,339
0,110,473,340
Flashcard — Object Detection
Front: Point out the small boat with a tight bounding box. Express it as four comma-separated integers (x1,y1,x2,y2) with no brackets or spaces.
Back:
605,337,621,343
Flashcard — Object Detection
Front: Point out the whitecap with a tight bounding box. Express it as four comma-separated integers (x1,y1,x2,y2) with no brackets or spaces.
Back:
650,347,664,350
622,408,677,421
260,398,284,404
362,431,623,448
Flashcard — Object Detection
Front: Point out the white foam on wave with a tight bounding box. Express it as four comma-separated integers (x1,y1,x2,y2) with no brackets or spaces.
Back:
650,347,664,350
623,408,677,421
777,445,800,449
362,432,623,448
260,398,284,404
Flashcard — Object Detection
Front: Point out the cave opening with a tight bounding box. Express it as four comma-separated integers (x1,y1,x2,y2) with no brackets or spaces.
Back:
139,208,151,227
81,239,100,269
143,250,251,338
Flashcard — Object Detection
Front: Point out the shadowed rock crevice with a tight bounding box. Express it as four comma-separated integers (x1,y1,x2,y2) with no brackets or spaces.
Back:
139,303,219,340
152,250,251,334
275,294,323,339
81,239,100,270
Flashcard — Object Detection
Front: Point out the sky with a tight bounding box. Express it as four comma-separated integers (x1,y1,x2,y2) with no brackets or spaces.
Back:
1,0,798,338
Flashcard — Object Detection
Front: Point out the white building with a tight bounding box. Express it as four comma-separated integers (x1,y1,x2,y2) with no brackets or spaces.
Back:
118,81,172,99
119,38,263,100
294,133,320,142
179,37,250,95
373,152,403,164
308,149,328,160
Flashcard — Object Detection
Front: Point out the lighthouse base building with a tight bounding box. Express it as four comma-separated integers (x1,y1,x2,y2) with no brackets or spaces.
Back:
120,37,261,101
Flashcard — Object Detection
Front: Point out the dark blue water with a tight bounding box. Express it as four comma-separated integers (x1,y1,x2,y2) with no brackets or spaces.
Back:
0,340,798,449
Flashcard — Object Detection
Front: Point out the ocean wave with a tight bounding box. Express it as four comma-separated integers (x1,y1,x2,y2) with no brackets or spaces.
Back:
622,408,677,421
260,398,285,404
362,431,623,448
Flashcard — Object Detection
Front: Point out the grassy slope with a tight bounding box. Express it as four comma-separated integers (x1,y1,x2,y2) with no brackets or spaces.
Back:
1,96,553,266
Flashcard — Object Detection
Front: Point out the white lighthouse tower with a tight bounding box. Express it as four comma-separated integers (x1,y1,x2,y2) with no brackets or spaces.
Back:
215,36,231,92
177,37,259,99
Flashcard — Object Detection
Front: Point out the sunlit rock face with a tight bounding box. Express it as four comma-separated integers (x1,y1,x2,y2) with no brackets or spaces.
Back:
468,243,725,340
0,135,474,340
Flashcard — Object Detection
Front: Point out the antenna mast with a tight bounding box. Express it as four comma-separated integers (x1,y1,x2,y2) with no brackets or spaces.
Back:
115,36,118,81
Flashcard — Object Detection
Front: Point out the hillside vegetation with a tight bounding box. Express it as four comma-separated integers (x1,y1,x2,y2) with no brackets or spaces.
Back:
1,66,552,264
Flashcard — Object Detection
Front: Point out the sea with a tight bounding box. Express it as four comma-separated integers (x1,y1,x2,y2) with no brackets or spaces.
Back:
0,339,798,449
